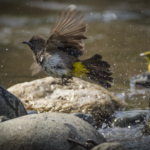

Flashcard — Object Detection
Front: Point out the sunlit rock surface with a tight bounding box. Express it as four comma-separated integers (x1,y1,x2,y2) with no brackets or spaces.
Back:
0,85,27,121
7,77,125,122
0,112,106,150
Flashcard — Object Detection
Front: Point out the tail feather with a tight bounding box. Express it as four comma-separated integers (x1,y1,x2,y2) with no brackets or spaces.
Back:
82,54,113,88
89,75,112,88
83,54,110,68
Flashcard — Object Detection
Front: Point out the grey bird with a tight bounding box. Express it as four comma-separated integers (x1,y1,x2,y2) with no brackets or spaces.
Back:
22,8,113,88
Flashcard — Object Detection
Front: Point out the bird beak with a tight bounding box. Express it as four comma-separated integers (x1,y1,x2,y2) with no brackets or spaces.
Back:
139,53,146,57
22,41,30,45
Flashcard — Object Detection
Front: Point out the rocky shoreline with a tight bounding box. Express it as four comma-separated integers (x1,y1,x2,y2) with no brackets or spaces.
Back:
0,77,150,150
7,77,126,126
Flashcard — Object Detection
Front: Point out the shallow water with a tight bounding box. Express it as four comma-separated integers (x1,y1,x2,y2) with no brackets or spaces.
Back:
1,0,150,110
99,127,150,150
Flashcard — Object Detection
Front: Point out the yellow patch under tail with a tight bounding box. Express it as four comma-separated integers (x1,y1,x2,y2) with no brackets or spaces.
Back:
71,62,90,77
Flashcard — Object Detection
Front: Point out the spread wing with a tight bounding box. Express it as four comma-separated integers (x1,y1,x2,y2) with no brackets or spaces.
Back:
46,8,88,58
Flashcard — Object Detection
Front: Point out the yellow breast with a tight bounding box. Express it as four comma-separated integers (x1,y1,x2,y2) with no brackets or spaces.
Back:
146,56,150,73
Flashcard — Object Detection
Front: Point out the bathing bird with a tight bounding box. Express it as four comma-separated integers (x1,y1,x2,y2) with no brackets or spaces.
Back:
22,8,113,88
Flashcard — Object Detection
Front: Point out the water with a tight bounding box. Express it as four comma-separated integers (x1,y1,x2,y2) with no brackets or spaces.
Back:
99,127,150,150
1,0,150,110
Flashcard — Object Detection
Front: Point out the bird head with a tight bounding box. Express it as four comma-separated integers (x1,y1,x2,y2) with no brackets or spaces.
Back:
140,51,150,63
22,35,46,53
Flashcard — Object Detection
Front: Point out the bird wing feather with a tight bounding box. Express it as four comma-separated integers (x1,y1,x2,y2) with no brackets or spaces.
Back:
46,8,87,58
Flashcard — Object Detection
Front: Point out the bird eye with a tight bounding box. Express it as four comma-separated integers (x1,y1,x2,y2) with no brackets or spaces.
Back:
31,41,36,45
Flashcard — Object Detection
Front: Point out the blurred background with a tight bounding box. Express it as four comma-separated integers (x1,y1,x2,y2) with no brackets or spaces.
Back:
0,0,150,109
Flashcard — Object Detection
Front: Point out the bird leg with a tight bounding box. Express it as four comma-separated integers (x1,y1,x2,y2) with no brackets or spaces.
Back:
61,75,73,86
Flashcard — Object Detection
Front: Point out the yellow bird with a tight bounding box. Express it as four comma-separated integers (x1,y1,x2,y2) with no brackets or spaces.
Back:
140,51,150,73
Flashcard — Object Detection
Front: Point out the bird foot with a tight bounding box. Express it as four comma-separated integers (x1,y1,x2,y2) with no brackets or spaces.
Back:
61,75,73,86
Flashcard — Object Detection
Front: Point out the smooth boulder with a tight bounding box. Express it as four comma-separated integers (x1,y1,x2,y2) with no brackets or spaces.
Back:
111,110,147,127
71,113,96,127
0,85,27,121
0,112,106,150
91,142,128,150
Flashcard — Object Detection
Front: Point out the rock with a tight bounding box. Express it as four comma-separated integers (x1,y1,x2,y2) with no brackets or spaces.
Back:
142,114,150,135
0,115,10,122
130,72,150,89
71,113,96,127
7,77,126,124
27,110,38,115
91,142,127,150
0,85,27,121
0,112,106,150
111,110,147,128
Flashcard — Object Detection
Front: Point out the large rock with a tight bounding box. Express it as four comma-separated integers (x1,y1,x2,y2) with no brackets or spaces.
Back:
130,72,150,88
0,85,27,121
71,113,96,127
92,142,127,150
7,77,126,123
0,112,106,150
111,110,147,128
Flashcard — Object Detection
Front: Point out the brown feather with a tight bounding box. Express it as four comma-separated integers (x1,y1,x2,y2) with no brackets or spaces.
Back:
46,8,87,58
30,62,42,76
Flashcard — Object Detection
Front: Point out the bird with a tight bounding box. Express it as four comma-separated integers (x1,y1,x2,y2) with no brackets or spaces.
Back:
140,51,150,73
22,8,113,88
139,52,150,109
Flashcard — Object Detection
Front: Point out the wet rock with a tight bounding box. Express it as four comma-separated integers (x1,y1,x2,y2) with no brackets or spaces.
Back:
0,115,10,122
27,110,38,115
7,77,126,124
0,85,27,121
130,72,150,89
71,113,96,127
113,91,147,101
111,110,147,128
92,142,127,150
0,112,106,150
142,114,150,135
113,92,126,101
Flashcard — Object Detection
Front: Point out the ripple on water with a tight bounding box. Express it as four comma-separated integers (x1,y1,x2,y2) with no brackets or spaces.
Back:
99,127,150,150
